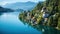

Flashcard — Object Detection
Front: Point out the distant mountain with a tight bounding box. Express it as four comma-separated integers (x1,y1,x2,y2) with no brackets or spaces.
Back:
14,9,24,12
0,6,14,14
3,1,37,10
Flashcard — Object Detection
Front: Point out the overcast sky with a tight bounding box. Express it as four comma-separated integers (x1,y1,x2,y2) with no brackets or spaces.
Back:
0,0,45,6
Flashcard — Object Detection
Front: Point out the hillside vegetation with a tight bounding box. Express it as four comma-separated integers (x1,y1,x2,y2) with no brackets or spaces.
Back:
19,0,60,30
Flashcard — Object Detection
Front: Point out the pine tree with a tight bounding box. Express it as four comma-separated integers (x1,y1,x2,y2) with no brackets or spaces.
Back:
46,0,60,27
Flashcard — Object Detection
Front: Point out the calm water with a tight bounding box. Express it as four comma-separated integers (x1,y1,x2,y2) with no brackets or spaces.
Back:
0,12,60,34
0,12,42,34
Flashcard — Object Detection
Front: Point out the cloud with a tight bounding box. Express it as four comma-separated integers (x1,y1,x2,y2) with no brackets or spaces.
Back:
0,0,45,2
0,1,8,6
0,0,45,6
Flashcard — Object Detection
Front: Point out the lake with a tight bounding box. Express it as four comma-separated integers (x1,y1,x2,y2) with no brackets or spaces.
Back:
0,12,60,34
0,12,42,34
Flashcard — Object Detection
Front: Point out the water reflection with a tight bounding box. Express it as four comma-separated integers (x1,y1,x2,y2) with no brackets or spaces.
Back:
0,12,60,34
0,13,3,16
22,22,60,34
0,12,41,34
32,25,60,34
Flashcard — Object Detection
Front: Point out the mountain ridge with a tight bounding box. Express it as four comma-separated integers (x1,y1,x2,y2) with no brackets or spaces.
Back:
2,1,38,10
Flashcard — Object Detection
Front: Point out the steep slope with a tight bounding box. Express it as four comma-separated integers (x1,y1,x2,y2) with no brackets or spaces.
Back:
19,0,60,30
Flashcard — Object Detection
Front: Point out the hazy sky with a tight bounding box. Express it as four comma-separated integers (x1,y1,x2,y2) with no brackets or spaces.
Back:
0,0,45,6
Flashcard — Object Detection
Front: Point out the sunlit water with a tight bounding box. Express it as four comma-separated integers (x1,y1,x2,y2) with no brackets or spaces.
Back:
0,12,42,34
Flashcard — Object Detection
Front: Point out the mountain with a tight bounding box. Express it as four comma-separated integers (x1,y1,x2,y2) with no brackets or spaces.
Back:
0,6,14,15
3,1,37,10
19,0,60,30
14,9,24,12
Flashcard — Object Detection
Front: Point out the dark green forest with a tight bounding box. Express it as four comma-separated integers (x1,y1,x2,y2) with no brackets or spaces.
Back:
19,0,60,30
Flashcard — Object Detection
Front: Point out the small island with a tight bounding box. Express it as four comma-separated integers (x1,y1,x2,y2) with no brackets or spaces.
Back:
19,0,60,30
